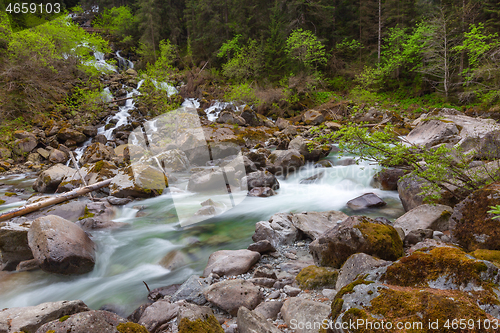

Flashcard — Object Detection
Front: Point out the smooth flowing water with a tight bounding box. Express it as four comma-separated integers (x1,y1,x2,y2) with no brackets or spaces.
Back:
0,156,403,313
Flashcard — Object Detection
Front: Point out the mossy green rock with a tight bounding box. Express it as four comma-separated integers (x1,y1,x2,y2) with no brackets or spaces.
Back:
178,315,224,333
470,249,500,267
116,322,149,333
309,216,403,268
296,265,338,289
450,182,500,251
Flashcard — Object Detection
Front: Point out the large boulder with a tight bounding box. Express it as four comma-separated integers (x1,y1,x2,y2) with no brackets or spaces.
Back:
216,111,246,126
171,275,212,305
237,307,280,333
252,213,298,248
242,170,279,191
110,165,166,198
291,211,349,240
27,215,96,275
276,117,291,130
48,149,67,164
309,216,404,268
288,136,331,162
204,279,263,316
393,203,452,235
35,310,147,333
335,253,389,290
280,298,330,333
450,182,500,251
0,300,89,333
302,110,324,126
177,301,224,333
137,300,179,333
346,193,386,211
13,136,37,155
405,119,460,148
372,168,407,191
57,128,87,144
57,161,119,193
32,164,75,193
0,219,33,271
203,249,260,277
268,149,305,176
80,142,116,165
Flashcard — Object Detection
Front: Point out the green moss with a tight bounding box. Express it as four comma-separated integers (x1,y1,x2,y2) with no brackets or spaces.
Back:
331,276,373,320
116,322,150,333
59,315,70,322
382,247,490,289
0,200,5,205
354,221,404,261
471,249,500,267
78,205,95,220
296,265,338,289
178,314,224,333
4,192,17,197
93,160,105,172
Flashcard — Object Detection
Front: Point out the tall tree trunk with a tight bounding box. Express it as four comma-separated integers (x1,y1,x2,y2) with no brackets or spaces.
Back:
378,0,382,65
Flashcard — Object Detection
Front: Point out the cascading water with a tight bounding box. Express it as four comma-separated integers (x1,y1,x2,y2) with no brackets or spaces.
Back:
116,51,134,71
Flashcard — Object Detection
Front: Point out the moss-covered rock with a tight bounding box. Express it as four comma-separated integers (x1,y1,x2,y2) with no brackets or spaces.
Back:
178,314,224,333
110,165,166,198
471,249,500,267
296,265,338,289
116,322,150,333
309,216,403,268
450,182,500,251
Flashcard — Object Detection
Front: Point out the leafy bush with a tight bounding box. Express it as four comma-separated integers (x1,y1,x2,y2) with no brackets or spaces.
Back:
217,35,263,81
286,28,327,72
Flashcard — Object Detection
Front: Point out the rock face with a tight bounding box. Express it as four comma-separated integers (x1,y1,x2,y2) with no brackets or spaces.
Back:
309,216,404,268
291,211,349,240
32,164,75,193
252,213,298,248
204,279,263,315
242,170,280,191
335,253,389,290
302,110,325,125
288,136,331,162
268,149,305,176
450,182,500,251
281,298,330,333
0,219,33,270
27,215,96,275
393,204,452,235
138,300,179,333
203,249,260,277
346,193,386,211
237,307,281,333
35,310,145,333
0,300,89,333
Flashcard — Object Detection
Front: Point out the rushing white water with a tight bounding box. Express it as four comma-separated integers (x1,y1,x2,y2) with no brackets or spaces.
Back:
0,155,403,313
116,51,134,71
151,79,178,97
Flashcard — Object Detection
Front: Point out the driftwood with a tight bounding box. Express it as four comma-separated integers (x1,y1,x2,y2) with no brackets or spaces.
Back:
106,96,135,104
0,179,112,222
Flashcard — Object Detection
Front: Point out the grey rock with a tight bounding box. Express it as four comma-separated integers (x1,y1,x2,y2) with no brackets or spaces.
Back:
268,149,305,176
252,213,298,248
291,211,349,240
35,310,131,333
138,300,179,333
0,219,33,271
204,279,263,316
393,204,452,235
171,275,211,305
405,119,460,148
247,240,276,254
48,149,67,164
276,117,291,130
247,278,276,288
284,285,301,297
336,158,356,166
27,215,96,275
237,307,281,333
158,250,187,271
289,136,331,162
248,187,276,197
32,164,75,193
336,253,390,290
302,110,325,126
216,111,246,126
346,193,386,211
242,171,280,191
404,229,434,246
372,168,406,191
253,266,278,279
280,298,330,333
253,301,283,320
0,300,89,333
203,249,260,277
107,196,132,205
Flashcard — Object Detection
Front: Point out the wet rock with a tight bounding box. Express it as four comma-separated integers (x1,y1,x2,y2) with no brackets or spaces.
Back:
138,300,179,333
0,300,89,333
302,110,325,126
35,310,146,333
80,125,97,137
107,196,132,205
291,210,349,240
288,136,331,162
237,307,281,333
253,301,283,320
242,155,258,173
248,186,276,197
450,182,500,251
405,119,460,148
268,149,305,176
242,170,279,191
110,165,166,198
252,213,298,248
335,253,389,290
48,149,68,164
247,240,276,254
94,134,107,144
16,258,40,272
336,157,356,166
245,150,268,169
24,198,87,222
171,275,212,305
177,301,224,333
309,215,404,268
284,285,301,296
194,205,216,216
281,298,330,333
240,108,261,126
58,161,119,192
295,265,338,289
57,128,86,144
187,167,237,192
203,249,260,277
80,142,116,165
216,111,246,126
0,219,33,271
299,171,324,184
204,279,263,315
158,250,187,271
314,160,333,168
75,218,127,231
28,215,96,275
346,193,386,211
394,204,452,235
372,168,407,190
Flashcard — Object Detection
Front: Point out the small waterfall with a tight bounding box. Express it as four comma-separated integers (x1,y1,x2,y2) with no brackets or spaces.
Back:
151,79,178,97
88,51,117,73
116,51,134,71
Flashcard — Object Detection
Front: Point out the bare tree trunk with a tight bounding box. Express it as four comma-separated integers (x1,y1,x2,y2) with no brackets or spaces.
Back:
0,179,112,222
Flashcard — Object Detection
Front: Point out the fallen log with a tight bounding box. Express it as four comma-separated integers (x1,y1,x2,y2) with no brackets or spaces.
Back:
0,178,112,222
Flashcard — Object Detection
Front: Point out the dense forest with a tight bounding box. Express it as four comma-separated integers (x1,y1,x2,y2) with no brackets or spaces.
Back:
1,0,500,133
